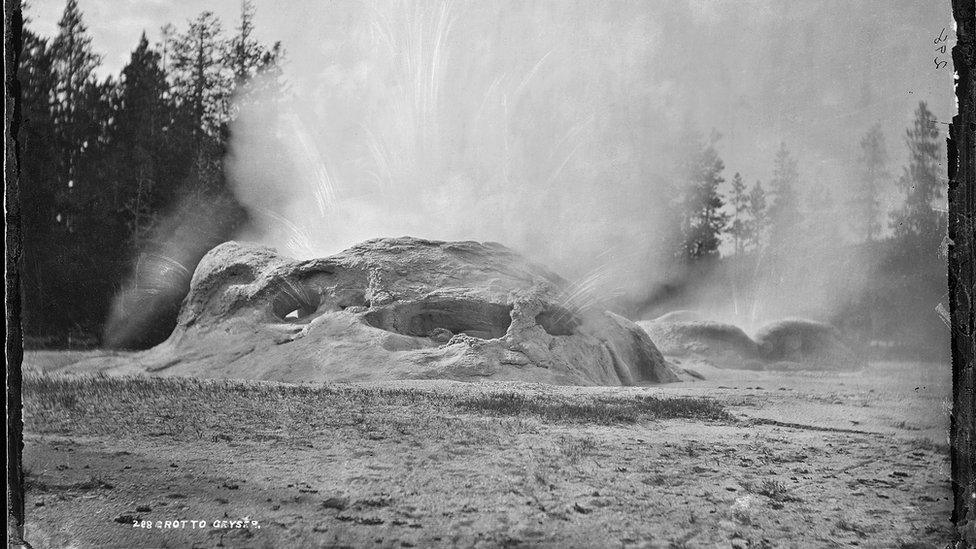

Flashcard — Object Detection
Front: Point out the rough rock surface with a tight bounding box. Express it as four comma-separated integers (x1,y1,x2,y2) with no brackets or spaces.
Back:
753,318,864,370
637,320,763,370
89,237,678,385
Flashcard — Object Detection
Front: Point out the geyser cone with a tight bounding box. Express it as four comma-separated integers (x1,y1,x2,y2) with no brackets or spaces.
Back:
91,237,679,386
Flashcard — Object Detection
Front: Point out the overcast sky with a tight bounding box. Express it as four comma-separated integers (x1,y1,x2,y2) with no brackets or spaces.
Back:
26,1,956,190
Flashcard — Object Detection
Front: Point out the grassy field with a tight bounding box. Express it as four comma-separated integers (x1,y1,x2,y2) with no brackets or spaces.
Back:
19,361,954,548
24,374,734,437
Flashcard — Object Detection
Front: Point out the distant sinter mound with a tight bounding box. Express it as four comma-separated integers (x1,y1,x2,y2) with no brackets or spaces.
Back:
753,318,864,370
76,237,678,385
638,315,863,371
637,319,763,370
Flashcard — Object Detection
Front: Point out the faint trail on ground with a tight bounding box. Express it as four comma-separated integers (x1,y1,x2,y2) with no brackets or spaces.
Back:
746,418,876,435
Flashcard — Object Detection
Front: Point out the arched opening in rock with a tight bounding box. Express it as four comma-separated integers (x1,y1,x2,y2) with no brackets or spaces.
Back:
535,307,581,336
363,299,513,340
270,280,321,322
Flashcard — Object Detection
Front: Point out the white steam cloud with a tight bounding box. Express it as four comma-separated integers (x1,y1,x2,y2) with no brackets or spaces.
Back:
227,1,681,304
224,0,946,329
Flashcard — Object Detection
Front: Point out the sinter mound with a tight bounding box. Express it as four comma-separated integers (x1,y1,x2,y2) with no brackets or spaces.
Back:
637,319,763,370
753,318,864,370
75,237,678,385
638,315,862,371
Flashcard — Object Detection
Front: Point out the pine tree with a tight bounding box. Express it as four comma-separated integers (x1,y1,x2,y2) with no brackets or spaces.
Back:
227,1,285,115
747,181,768,251
18,22,64,338
677,133,730,260
167,11,236,196
767,142,801,246
40,0,127,337
852,124,888,242
170,11,232,139
18,25,59,230
49,0,101,128
120,34,169,132
48,0,102,228
727,172,750,255
158,23,176,75
228,1,282,83
113,33,177,247
890,101,944,245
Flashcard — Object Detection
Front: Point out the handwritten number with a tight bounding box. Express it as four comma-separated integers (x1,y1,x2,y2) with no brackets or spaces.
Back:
934,29,950,69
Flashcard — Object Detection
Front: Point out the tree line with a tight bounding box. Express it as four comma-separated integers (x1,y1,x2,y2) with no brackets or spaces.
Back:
17,0,282,345
672,102,945,262
663,102,947,358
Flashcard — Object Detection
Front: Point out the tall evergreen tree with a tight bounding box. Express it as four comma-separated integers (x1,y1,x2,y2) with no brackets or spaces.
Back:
62,74,123,337
852,123,888,242
677,133,729,260
890,101,944,244
44,0,128,336
167,11,236,196
18,24,59,233
227,1,285,116
118,34,169,139
18,22,63,339
170,11,232,139
157,23,177,75
48,0,102,229
49,0,100,120
767,142,801,245
747,181,768,251
113,33,178,247
228,1,282,84
726,172,750,255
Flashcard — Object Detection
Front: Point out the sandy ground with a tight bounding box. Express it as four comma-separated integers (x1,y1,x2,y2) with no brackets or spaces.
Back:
18,355,953,548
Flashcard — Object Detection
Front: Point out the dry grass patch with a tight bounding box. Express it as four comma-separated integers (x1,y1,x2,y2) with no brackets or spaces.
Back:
24,373,734,444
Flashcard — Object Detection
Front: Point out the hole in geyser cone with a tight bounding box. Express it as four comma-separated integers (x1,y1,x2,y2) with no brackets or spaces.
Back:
271,282,321,322
535,307,581,336
363,299,513,340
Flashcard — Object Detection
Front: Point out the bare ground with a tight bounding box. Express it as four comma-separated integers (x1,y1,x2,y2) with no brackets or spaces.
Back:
19,356,953,548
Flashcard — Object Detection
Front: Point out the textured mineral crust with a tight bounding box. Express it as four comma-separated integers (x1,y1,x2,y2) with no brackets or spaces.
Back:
88,237,679,385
